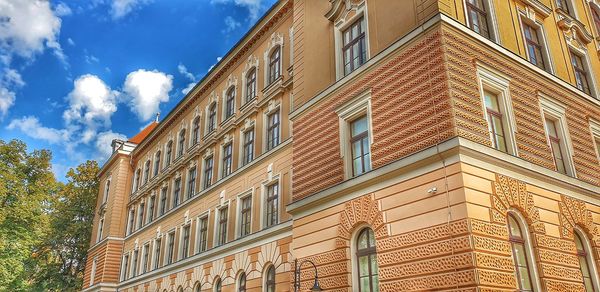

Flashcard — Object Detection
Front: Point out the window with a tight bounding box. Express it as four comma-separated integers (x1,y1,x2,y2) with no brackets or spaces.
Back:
204,156,214,189
240,196,251,237
166,231,175,265
102,180,110,203
194,281,202,292
187,167,197,199
507,213,535,291
225,87,235,119
181,225,190,259
575,230,598,292
178,130,186,157
154,151,161,176
192,117,201,145
265,266,276,292
591,121,600,163
238,272,247,292
148,195,155,223
592,6,600,35
153,238,161,270
268,46,281,84
266,110,280,151
483,90,508,152
356,228,379,292
265,183,278,228
121,254,129,281
217,207,228,246
197,216,208,253
465,0,493,40
133,169,141,192
137,202,145,228
97,217,104,242
208,104,217,133
342,17,367,76
214,278,222,292
127,209,135,234
173,178,181,208
141,243,150,274
522,23,547,71
557,0,574,17
242,130,254,165
571,52,592,96
222,143,233,178
144,160,150,184
350,115,371,176
545,118,569,175
159,187,167,216
131,249,139,277
166,141,173,166
245,68,256,103
90,257,97,285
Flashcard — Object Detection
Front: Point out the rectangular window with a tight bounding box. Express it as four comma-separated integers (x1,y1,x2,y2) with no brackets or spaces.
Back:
97,218,104,243
595,136,600,161
187,167,196,199
523,23,547,71
172,178,181,208
484,90,508,152
137,203,145,229
128,209,135,235
141,243,150,274
148,195,155,223
571,52,592,95
466,0,492,39
159,187,167,216
245,69,256,103
350,115,371,176
131,249,138,277
178,130,186,157
192,118,200,145
181,225,190,260
267,110,280,151
103,180,110,203
545,118,568,175
225,88,235,119
166,232,175,265
197,216,208,253
240,196,251,237
557,0,573,16
204,156,213,189
90,257,97,285
222,143,232,178
217,207,228,246
153,238,161,270
153,152,161,177
265,183,279,228
143,160,150,184
243,130,254,165
121,254,129,281
342,17,367,76
208,104,216,133
166,142,173,166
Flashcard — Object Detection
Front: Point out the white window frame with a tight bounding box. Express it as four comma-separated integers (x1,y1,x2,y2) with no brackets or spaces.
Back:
539,95,577,177
151,235,162,271
263,103,281,153
589,119,600,163
517,13,554,74
140,242,150,274
336,90,373,179
165,229,176,265
557,0,578,18
476,64,519,156
239,124,255,167
263,33,284,88
205,99,218,134
96,215,104,243
333,1,371,80
235,189,254,238
260,176,281,229
195,210,210,254
219,142,234,180
179,223,192,260
146,193,156,224
214,202,230,247
568,46,598,98
462,0,500,43
127,208,135,235
130,248,139,278
574,227,600,291
120,252,130,281
222,75,238,121
102,178,110,204
241,55,259,104
137,201,145,229
350,223,375,290
177,129,187,158
201,150,215,190
507,209,543,292
90,256,97,286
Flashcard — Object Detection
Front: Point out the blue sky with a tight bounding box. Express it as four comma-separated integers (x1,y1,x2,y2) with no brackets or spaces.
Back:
0,0,276,180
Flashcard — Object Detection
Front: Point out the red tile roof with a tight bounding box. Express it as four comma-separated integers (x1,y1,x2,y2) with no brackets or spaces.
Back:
128,122,158,144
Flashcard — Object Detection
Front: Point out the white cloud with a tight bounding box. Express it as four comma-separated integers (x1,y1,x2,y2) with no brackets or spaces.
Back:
3,69,25,87
85,54,99,64
182,82,196,95
0,87,15,118
210,0,263,21
95,130,127,161
54,2,72,17
63,74,118,142
207,56,222,72
123,69,173,121
223,16,241,33
111,0,151,19
67,38,75,46
177,63,195,81
7,116,69,144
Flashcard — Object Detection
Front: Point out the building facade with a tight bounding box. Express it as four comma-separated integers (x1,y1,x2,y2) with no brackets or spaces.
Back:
83,0,600,291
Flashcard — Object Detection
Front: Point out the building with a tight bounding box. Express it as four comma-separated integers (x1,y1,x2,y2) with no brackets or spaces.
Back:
83,0,600,291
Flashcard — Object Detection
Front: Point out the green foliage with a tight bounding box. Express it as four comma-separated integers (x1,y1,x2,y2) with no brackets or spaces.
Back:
0,139,99,291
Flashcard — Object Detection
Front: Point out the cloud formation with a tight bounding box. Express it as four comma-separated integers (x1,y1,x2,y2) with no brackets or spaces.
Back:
95,130,128,160
111,0,151,19
123,69,173,121
224,16,241,33
7,116,69,144
210,0,264,21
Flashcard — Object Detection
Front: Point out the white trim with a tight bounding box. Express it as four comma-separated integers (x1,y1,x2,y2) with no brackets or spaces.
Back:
195,210,211,254
507,209,543,292
589,119,600,162
263,104,281,153
517,11,554,74
241,56,259,104
539,95,577,177
90,257,98,286
263,32,284,88
260,176,281,229
336,90,373,179
461,0,500,43
214,203,230,247
567,46,599,98
574,227,600,291
178,223,191,260
333,0,370,80
235,189,254,238
349,224,373,289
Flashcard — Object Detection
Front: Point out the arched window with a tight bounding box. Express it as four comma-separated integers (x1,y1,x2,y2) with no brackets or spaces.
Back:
208,103,217,133
177,286,183,292
154,151,161,176
265,266,276,292
166,140,173,166
575,230,598,291
193,281,201,292
225,87,235,119
133,169,141,192
192,117,201,145
356,228,378,292
238,272,246,292
103,179,110,203
268,46,281,85
245,68,256,103
178,129,186,157
214,277,222,292
507,213,536,291
591,5,600,36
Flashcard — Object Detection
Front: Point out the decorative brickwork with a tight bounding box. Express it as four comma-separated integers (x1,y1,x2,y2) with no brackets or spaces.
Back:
490,174,545,234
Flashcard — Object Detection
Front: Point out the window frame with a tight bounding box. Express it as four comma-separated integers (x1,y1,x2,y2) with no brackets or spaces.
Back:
147,194,156,223
172,177,182,208
463,0,500,42
353,227,379,292
264,265,276,292
245,67,257,104
569,49,597,97
241,128,255,166
215,205,229,246
224,86,236,120
336,90,373,179
221,143,233,178
179,224,191,260
120,253,130,281
102,179,110,204
192,116,201,145
261,178,280,229
96,216,104,243
268,46,281,85
237,271,247,292
141,242,150,274
152,237,162,270
506,210,542,292
203,155,214,189
154,151,161,176
178,129,186,157
165,230,176,265
165,141,173,167
539,96,576,177
195,213,209,254
207,103,217,134
574,228,600,291
159,186,168,216
143,160,150,184
265,109,281,152
518,15,552,73
333,5,371,80
237,190,253,238
589,120,600,164
187,166,197,200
